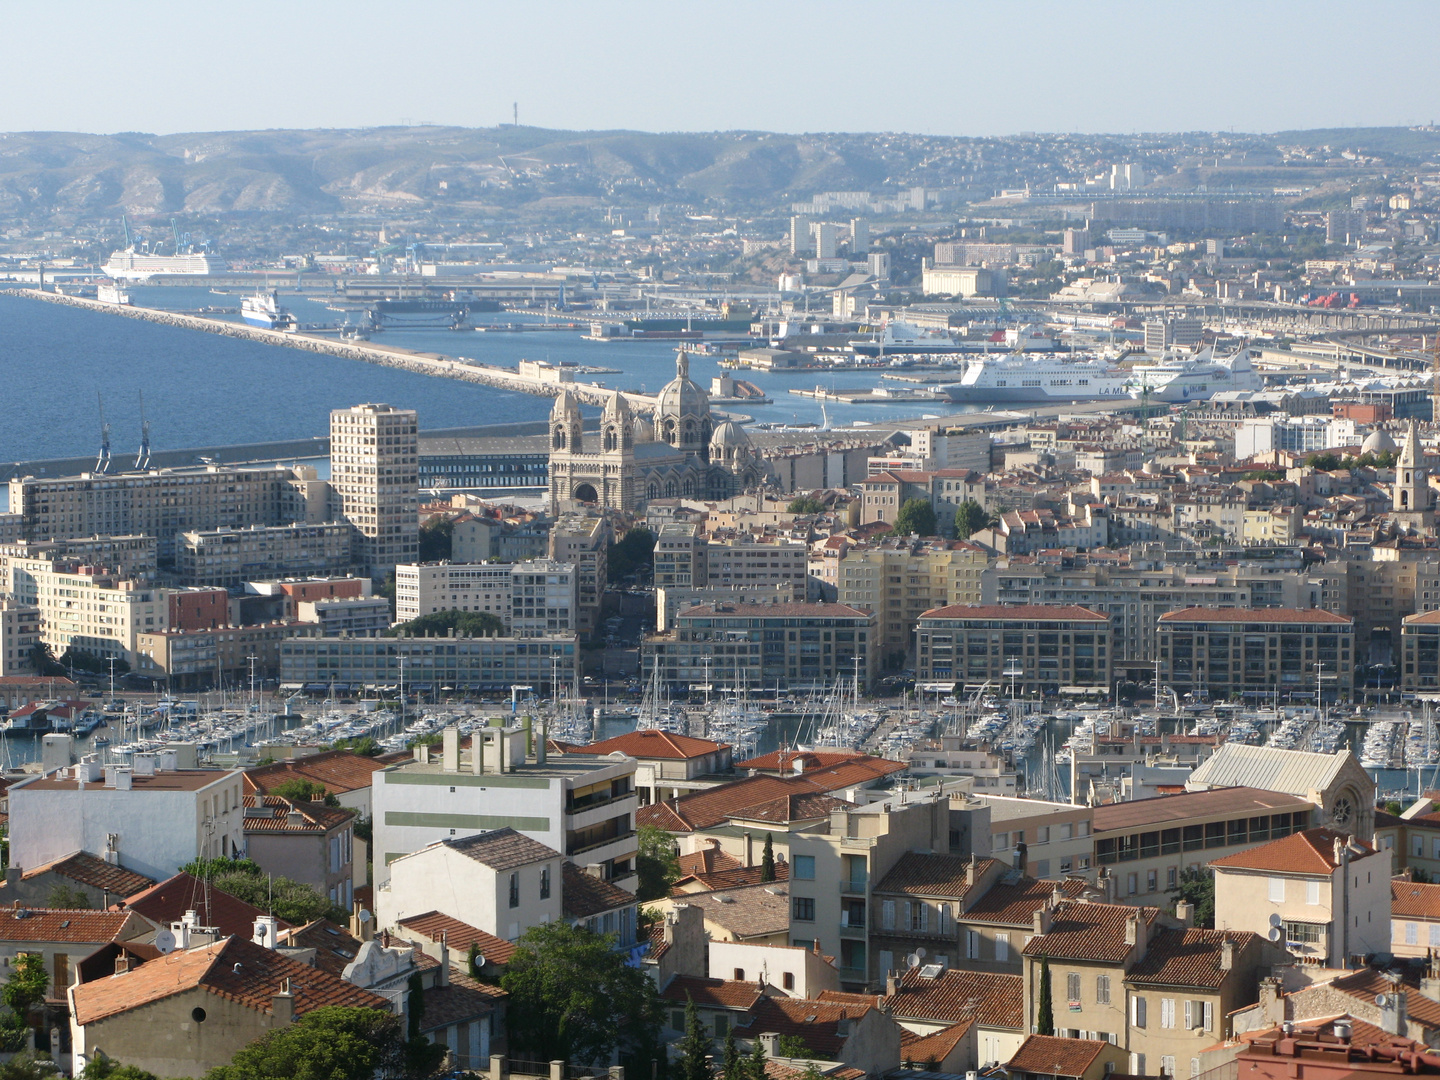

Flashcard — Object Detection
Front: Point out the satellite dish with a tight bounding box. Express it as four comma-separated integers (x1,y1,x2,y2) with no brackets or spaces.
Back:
1267,927,1283,942
474,953,485,969
915,947,927,959
1376,994,1391,1007
907,953,922,969
1269,914,1283,928
153,929,177,955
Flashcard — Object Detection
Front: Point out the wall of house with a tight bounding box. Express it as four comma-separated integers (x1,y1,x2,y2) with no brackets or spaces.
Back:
375,844,562,941
708,941,839,998
245,827,352,904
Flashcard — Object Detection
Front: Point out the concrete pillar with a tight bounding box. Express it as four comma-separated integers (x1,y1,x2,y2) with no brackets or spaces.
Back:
550,1061,565,1080
490,1055,508,1080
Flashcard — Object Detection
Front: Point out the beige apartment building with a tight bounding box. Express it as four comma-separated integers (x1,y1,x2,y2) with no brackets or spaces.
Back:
1157,607,1355,700
0,599,40,676
175,522,357,587
980,796,1096,880
136,622,317,690
329,403,419,576
705,536,809,592
395,562,514,622
917,604,1110,695
7,558,169,668
549,513,610,636
655,522,707,588
837,539,988,662
858,469,987,528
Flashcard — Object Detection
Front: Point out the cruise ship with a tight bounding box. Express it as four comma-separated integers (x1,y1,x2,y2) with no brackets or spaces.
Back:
850,321,1058,357
1125,346,1262,403
934,354,1132,403
101,249,228,280
240,290,295,330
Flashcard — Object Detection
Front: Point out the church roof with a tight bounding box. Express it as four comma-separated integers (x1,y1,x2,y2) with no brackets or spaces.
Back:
655,351,710,420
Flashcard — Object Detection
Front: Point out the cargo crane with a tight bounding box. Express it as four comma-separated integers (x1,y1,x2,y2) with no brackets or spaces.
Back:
135,391,151,471
95,393,111,474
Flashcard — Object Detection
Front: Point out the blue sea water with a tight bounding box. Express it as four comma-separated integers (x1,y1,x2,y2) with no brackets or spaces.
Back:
0,285,966,466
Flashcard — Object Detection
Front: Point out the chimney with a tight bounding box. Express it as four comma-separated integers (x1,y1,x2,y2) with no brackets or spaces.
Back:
438,936,450,988
133,754,156,777
415,743,431,765
442,728,460,773
471,734,483,776
114,954,131,976
886,973,899,997
537,716,547,766
1220,937,1235,972
745,832,754,867
112,767,133,791
835,1009,851,1038
1175,899,1194,928
1012,841,1027,875
272,978,295,1025
1258,976,1284,1025
761,1034,781,1058
1033,904,1051,935
1125,911,1148,958
585,863,604,879
254,915,278,950
1380,989,1407,1035
1424,950,1440,1002
965,853,978,889
1333,836,1346,866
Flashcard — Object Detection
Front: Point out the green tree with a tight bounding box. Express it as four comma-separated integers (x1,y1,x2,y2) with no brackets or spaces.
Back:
418,516,454,562
204,1005,425,1080
746,1030,768,1080
636,823,681,902
57,648,128,676
3,954,47,1023
333,737,381,757
1169,867,1215,929
269,778,339,807
406,973,425,1040
27,643,64,678
1035,956,1054,1037
45,883,92,910
468,942,482,979
0,1054,59,1080
760,834,775,883
892,498,938,537
787,496,825,515
777,1035,810,1058
675,996,712,1080
607,526,657,583
953,499,995,539
81,1054,160,1080
501,921,662,1065
721,1029,743,1080
1304,452,1343,472
386,610,505,639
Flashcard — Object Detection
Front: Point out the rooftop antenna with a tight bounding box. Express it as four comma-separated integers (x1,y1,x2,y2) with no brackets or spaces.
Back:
95,393,111,474
135,391,151,470
513,102,518,127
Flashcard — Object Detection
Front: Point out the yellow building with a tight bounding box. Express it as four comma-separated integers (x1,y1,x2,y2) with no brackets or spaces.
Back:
837,539,989,663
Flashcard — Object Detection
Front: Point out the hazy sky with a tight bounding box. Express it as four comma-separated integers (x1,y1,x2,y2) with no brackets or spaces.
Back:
5,0,1438,137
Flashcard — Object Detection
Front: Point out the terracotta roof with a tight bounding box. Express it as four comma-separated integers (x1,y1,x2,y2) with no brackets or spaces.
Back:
738,997,873,1057
418,970,505,1032
122,872,292,938
671,882,791,939
562,862,636,919
637,775,852,833
676,603,872,620
1007,1034,1110,1078
1092,787,1315,832
241,795,354,833
1125,928,1260,988
0,906,139,944
22,770,237,792
1404,611,1440,626
442,827,561,870
577,730,729,760
886,967,1024,1030
646,921,670,961
678,847,742,877
901,1021,974,1065
659,975,765,1010
397,911,517,966
1391,880,1440,920
874,854,998,901
1209,828,1377,875
962,878,1089,926
736,750,872,772
1328,968,1440,1031
21,852,154,897
919,604,1108,622
1021,901,1160,963
728,793,853,824
1158,607,1352,625
673,862,790,894
72,936,388,1025
243,749,407,797
275,918,365,976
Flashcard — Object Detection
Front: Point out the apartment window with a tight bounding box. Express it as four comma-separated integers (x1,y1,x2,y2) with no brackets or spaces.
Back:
882,900,895,930
1268,877,1285,903
995,933,1009,962
540,866,551,900
966,930,980,959
1167,867,1177,890
793,855,815,880
1066,972,1081,1004
1306,880,1320,906
1161,1057,1176,1077
1191,1060,1201,1079
1131,997,1147,1028
1147,869,1158,893
1096,974,1111,1005
1127,872,1138,896
508,873,519,908
783,972,794,991
1431,924,1440,948
1160,998,1176,1029
793,897,815,921
1408,923,1420,946
714,1015,729,1038
672,1010,686,1031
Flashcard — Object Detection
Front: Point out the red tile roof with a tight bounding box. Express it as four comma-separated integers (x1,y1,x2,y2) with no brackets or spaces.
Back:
275,918,365,975
637,775,854,833
961,878,1088,926
1328,968,1440,1031
736,750,872,773
243,749,407,797
72,936,388,1025
562,862,636,918
1158,607,1352,625
1021,901,1160,963
919,604,1108,622
417,970,506,1032
874,854,998,901
577,730,729,759
885,967,1024,1030
0,906,141,944
1391,879,1440,920
440,827,561,870
739,996,874,1057
241,795,354,834
678,847,742,877
901,1021,973,1066
20,852,154,897
676,603,872,620
122,872,292,938
659,975,765,1010
1209,828,1377,875
397,911,517,966
1007,1034,1110,1078
1125,928,1260,988
673,863,790,894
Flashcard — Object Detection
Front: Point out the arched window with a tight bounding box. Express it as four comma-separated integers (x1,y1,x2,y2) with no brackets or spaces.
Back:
553,426,565,449
648,483,659,499
665,480,677,497
683,478,694,496
604,427,617,451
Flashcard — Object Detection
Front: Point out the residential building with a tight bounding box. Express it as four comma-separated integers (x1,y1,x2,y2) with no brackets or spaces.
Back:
1184,743,1376,841
0,599,39,676
566,729,733,806
1006,1036,1128,1080
916,604,1110,695
242,795,356,910
135,621,316,691
710,939,839,998
242,747,403,821
656,584,797,631
395,562,515,623
375,827,565,942
1158,607,1355,700
7,557,168,669
372,727,638,889
9,760,247,881
650,882,792,947
836,539,988,662
121,871,286,940
1212,828,1389,967
705,537,809,593
979,796,1095,879
329,403,419,576
1399,609,1440,692
294,595,392,637
279,633,579,696
561,862,641,955
175,523,357,587
858,470,987,528
0,852,154,912
549,514,609,635
643,601,877,694
1092,787,1317,902
452,514,550,563
508,558,578,638
0,907,149,992
1390,877,1440,958
1232,1022,1440,1080
654,522,706,589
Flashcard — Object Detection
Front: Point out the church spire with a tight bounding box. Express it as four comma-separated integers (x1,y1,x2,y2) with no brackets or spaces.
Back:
676,350,690,379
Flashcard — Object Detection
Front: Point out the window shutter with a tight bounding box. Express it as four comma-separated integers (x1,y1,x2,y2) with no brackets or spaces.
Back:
882,900,895,930
1268,877,1284,903
1184,1000,1193,1030
1203,1001,1214,1031
919,902,929,932
1131,996,1146,1028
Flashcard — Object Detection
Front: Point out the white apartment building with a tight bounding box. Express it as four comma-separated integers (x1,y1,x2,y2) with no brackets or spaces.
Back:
0,599,40,676
9,757,247,881
372,726,638,890
175,522,357,587
395,563,515,622
6,557,168,668
705,538,808,592
509,559,577,638
330,403,419,576
295,595,393,637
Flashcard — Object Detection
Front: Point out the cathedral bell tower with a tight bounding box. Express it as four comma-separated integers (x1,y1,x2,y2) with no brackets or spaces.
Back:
1394,417,1435,531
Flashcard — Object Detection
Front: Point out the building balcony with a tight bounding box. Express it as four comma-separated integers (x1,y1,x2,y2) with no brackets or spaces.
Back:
837,966,868,985
839,922,867,940
838,880,868,895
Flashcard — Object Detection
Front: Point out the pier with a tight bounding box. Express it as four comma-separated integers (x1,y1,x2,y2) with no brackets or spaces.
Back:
7,289,655,412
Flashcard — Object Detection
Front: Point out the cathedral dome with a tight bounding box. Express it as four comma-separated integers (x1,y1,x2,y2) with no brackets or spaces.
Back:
1362,427,1398,455
710,420,750,449
655,351,710,421
633,415,655,443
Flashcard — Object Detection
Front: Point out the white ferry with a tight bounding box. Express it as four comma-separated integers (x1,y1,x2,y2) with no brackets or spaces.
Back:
935,354,1132,403
1126,347,1262,403
96,282,131,305
241,290,295,330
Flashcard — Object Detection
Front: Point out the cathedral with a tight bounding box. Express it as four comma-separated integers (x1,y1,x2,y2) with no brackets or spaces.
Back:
548,351,764,513
1392,416,1434,532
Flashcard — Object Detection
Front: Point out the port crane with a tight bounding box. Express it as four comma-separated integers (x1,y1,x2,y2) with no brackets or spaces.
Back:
135,391,151,471
95,393,111,474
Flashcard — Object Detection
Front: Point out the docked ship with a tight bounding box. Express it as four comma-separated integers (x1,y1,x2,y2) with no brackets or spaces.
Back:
934,354,1132,403
240,290,296,330
1125,346,1262,403
96,282,131,305
101,249,228,280
850,321,1058,357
